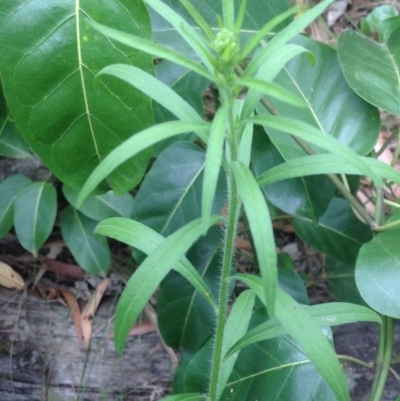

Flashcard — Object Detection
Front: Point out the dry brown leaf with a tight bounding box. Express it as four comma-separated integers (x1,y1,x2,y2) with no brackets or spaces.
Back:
60,289,83,348
42,258,84,280
0,261,25,290
81,278,110,350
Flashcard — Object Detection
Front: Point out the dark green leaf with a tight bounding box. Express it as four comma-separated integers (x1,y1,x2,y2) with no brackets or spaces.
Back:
0,175,31,238
338,29,400,117
63,185,134,221
355,210,400,318
251,125,334,221
60,206,111,276
14,182,57,257
0,0,154,192
294,197,373,266
0,117,31,159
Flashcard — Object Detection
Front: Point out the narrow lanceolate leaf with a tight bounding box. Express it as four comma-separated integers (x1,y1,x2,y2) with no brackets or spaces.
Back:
232,162,277,316
60,206,111,276
202,106,228,234
94,217,217,311
244,0,335,76
160,394,207,401
144,0,213,70
217,290,255,400
0,0,154,192
237,77,307,108
275,289,350,401
256,154,400,187
225,301,381,359
338,29,400,117
0,174,31,239
91,22,213,81
114,215,222,353
14,182,57,257
249,115,384,187
97,64,205,128
77,121,210,206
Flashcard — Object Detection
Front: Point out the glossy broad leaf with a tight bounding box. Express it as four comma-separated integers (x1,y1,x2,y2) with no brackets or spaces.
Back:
132,141,226,237
251,125,335,221
157,226,222,352
294,197,373,266
0,117,31,159
63,185,134,221
14,182,57,257
261,34,380,156
338,29,400,117
355,210,400,318
114,215,222,353
0,0,154,192
60,206,111,276
0,175,31,238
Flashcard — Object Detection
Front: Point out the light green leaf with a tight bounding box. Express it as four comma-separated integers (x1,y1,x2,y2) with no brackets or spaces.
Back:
14,182,57,257
60,206,110,276
249,115,383,186
202,106,228,233
77,121,210,206
256,154,400,187
217,290,255,400
114,215,222,353
0,0,154,192
91,21,213,81
63,185,134,221
244,0,334,76
160,394,207,401
338,29,400,117
225,300,381,359
238,77,307,108
94,217,217,311
232,161,277,316
0,175,31,238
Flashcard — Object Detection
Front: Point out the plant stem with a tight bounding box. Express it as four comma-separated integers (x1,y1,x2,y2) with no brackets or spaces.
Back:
337,354,374,369
208,173,241,400
368,316,394,401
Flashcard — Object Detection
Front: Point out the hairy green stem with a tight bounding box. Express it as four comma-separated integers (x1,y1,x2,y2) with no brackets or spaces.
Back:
368,316,394,401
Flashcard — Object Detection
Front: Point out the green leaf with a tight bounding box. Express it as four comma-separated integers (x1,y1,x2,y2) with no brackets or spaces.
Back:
256,154,400,187
217,290,255,400
202,106,228,233
250,115,383,187
238,77,307,108
157,226,222,351
0,174,31,238
225,299,380,359
252,123,334,221
60,206,111,276
132,142,226,237
77,121,210,206
274,289,350,401
232,161,277,316
91,22,213,81
63,185,134,221
259,34,380,156
14,182,57,257
326,256,367,306
160,394,207,401
355,210,400,318
0,116,31,159
114,215,222,353
0,0,154,192
338,29,400,117
294,197,373,266
361,5,399,42
244,0,335,77
95,217,217,314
